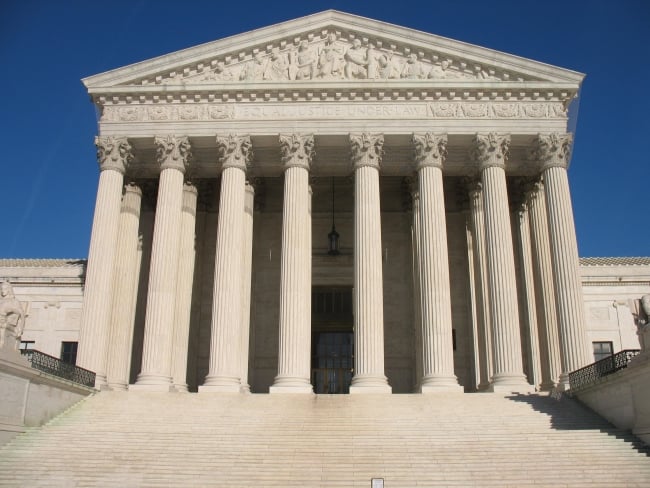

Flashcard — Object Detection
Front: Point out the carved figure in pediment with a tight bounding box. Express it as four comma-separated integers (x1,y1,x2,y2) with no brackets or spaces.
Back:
428,59,473,80
401,54,427,79
264,48,289,81
344,39,369,79
317,33,344,79
201,61,233,82
289,40,317,80
374,50,402,79
240,53,267,81
161,72,184,85
0,280,26,350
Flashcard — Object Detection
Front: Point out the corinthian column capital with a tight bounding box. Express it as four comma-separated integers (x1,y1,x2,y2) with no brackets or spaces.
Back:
279,133,315,170
350,133,384,169
95,136,133,174
154,135,192,173
529,133,573,170
413,133,447,170
216,134,253,172
471,133,510,170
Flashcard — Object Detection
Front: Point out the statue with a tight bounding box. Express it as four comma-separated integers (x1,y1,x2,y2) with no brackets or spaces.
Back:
344,39,369,79
401,54,427,79
289,41,317,80
638,295,650,351
264,48,289,81
317,33,344,79
240,53,267,81
0,280,26,350
200,61,233,82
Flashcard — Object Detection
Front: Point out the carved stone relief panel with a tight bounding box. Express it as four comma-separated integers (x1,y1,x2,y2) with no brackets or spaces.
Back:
135,30,534,86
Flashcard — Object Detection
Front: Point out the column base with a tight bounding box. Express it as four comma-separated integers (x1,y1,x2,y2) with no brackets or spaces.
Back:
269,385,313,394
173,383,189,393
350,375,392,394
419,376,464,394
129,383,176,393
199,375,242,393
240,384,251,394
198,384,241,393
270,376,313,394
132,372,174,392
488,373,535,393
555,373,571,392
539,380,558,392
107,382,128,391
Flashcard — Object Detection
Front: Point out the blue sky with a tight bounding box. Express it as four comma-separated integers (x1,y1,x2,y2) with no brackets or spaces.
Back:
1,0,648,258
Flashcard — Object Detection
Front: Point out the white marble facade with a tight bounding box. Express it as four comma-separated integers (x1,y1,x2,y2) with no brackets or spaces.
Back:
5,11,649,393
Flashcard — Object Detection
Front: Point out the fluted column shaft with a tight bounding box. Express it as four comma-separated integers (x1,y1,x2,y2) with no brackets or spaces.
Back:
410,188,423,391
201,135,252,393
171,183,198,392
349,133,391,393
106,183,142,390
78,137,132,388
134,135,191,391
473,133,530,392
468,184,492,390
528,183,561,389
413,133,461,392
514,203,542,389
239,182,255,393
544,166,590,385
270,134,314,393
532,133,590,389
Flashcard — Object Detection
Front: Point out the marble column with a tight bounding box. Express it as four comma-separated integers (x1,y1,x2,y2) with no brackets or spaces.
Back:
532,133,590,389
270,134,315,394
133,135,192,391
527,182,562,389
467,181,492,390
171,182,198,392
413,133,462,392
200,135,252,393
472,133,531,392
349,133,391,394
239,181,255,393
78,136,133,388
409,183,423,392
514,200,542,389
106,182,142,390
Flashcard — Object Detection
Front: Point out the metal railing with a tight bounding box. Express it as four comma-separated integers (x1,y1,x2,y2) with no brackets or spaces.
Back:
20,349,96,388
568,349,640,391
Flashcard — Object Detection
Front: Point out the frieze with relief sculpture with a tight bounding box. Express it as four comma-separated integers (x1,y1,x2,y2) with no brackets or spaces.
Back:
100,101,565,123
146,32,524,86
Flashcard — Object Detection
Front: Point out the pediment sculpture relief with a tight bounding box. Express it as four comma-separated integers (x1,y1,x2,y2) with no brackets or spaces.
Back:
154,32,510,86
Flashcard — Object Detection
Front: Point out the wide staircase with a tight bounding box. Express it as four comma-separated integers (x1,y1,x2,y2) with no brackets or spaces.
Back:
1,391,649,487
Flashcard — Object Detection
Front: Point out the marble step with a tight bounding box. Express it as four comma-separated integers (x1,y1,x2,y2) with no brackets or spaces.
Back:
1,392,649,487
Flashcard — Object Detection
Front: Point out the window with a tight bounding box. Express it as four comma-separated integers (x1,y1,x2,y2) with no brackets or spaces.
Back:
60,341,78,365
19,341,35,351
592,341,613,362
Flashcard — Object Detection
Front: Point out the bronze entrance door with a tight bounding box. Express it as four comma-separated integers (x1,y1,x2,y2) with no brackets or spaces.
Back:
311,287,353,394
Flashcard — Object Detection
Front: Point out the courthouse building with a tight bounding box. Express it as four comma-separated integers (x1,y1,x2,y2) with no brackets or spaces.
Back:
6,11,650,396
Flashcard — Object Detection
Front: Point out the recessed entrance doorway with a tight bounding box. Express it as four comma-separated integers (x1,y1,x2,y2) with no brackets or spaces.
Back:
311,286,354,394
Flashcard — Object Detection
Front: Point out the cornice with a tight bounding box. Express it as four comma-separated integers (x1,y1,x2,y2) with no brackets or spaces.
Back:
82,11,584,90
92,85,576,111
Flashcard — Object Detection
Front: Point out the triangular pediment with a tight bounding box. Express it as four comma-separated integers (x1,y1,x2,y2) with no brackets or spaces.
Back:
83,10,583,92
